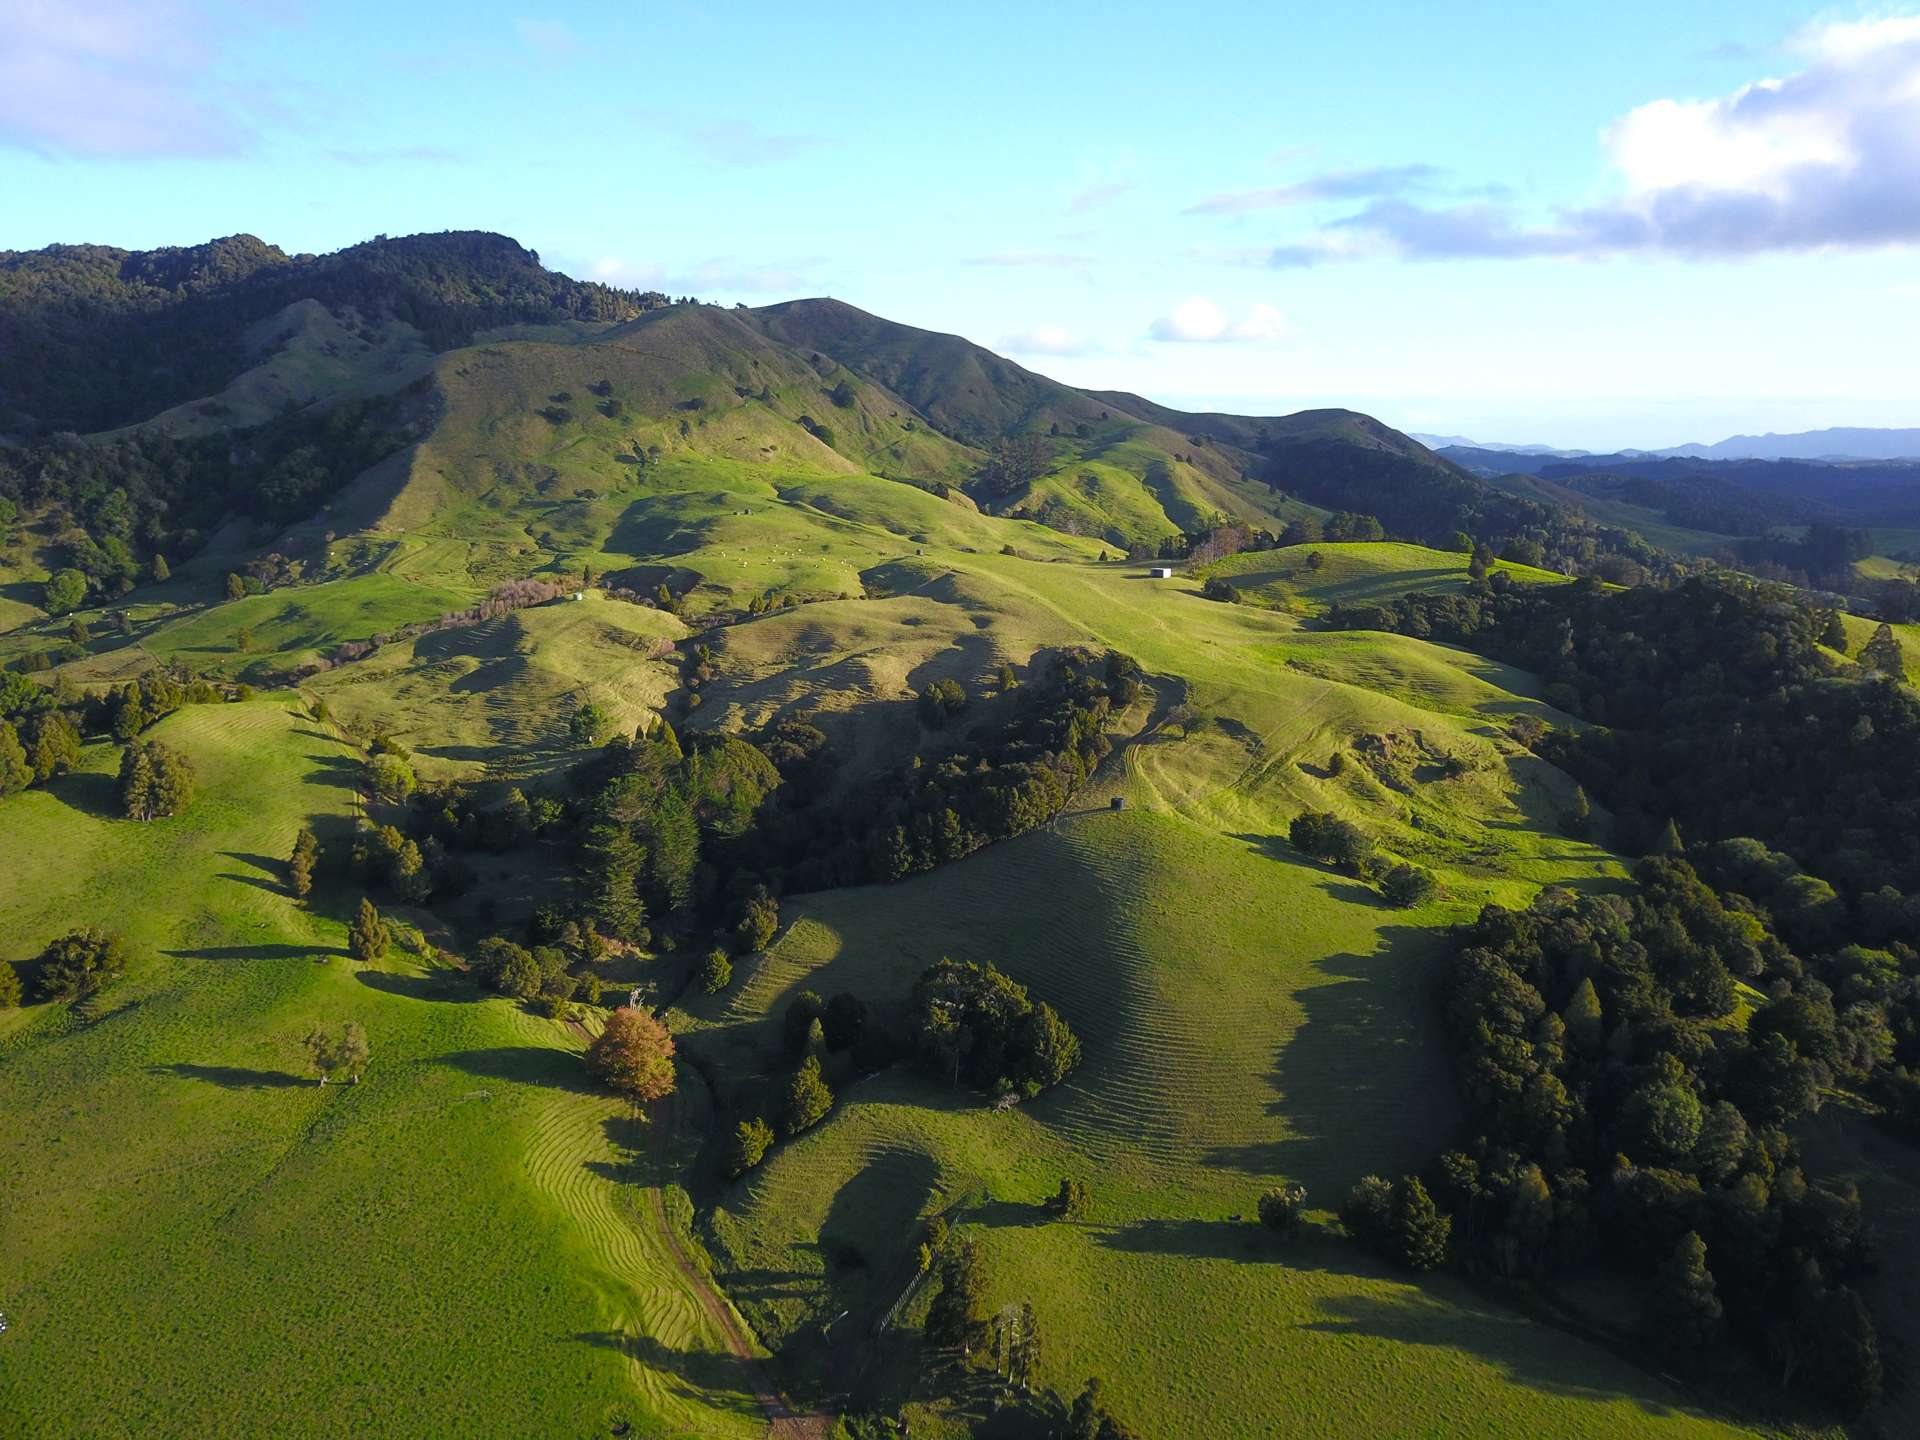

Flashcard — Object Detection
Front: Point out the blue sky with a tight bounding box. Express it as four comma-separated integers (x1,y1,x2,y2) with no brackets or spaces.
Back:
5,0,1919,449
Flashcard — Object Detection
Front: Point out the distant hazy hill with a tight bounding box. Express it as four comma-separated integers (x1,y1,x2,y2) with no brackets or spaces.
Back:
1657,427,1920,462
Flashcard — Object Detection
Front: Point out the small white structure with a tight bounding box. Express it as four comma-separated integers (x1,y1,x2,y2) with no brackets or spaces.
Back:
1148,565,1174,579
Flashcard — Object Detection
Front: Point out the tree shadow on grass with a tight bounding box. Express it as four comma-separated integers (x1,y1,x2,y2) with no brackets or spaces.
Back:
1300,1287,1707,1415
304,753,363,790
1089,1216,1311,1265
356,967,484,1003
571,1331,765,1420
819,1145,940,1318
1202,927,1455,1199
150,1062,307,1089
44,768,120,819
442,1046,597,1094
1229,831,1386,907
216,848,289,896
165,942,348,960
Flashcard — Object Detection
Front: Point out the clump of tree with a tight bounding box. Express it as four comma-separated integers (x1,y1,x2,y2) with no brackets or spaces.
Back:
587,1006,677,1100
304,1020,370,1084
1066,1377,1142,1440
1257,1183,1308,1236
1338,1174,1450,1271
1288,810,1378,878
35,928,129,1002
118,738,195,820
975,433,1054,499
907,958,1081,1097
917,678,968,729
569,701,613,746
1429,872,1885,1411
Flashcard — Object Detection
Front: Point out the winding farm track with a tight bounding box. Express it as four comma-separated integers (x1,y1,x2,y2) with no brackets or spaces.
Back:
644,1096,831,1440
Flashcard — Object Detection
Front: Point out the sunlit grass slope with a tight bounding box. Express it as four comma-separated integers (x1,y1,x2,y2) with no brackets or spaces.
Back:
0,699,760,1438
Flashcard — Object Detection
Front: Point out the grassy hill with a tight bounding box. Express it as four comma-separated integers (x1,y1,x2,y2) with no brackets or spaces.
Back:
0,230,1846,1438
0,699,764,1438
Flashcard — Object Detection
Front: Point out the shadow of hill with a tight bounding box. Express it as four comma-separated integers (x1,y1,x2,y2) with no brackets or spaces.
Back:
441,1046,597,1093
151,1062,307,1089
1301,1288,1705,1415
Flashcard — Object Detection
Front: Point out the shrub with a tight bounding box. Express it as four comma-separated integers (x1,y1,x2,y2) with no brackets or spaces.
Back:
1258,1183,1308,1235
1047,1177,1091,1220
0,960,19,1007
697,947,733,993
726,1115,775,1176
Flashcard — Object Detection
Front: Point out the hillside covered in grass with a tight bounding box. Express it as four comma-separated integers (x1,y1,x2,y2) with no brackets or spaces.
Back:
5,228,1913,1440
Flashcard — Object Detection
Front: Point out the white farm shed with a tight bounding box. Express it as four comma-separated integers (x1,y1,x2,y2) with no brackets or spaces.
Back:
1148,566,1174,579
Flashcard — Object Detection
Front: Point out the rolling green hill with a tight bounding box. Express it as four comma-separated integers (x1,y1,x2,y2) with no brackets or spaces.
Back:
0,229,1867,1439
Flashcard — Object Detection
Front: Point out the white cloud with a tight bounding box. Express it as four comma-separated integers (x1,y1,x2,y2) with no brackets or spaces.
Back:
1068,181,1133,214
999,324,1091,357
0,0,260,157
515,18,579,60
1149,297,1291,343
1241,16,1920,264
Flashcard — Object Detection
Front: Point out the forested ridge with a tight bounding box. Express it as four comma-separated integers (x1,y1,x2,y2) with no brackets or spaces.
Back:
0,230,664,434
1323,569,1920,1411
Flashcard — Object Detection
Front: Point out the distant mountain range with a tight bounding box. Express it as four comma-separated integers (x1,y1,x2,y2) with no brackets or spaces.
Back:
1420,427,1920,464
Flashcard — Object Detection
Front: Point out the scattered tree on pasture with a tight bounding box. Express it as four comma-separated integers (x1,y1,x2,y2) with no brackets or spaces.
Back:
347,897,390,963
36,928,129,1002
782,1053,833,1134
118,739,194,820
726,1115,775,1177
586,1006,677,1101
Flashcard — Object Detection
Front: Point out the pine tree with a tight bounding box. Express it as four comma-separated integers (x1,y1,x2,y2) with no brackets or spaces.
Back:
1655,816,1684,854
1859,622,1904,677
1562,976,1605,1052
725,1116,774,1176
1820,610,1848,651
0,960,21,1008
0,720,30,796
924,1239,989,1349
1390,1175,1451,1271
151,553,170,584
782,1053,833,1134
289,825,319,898
348,897,389,962
1651,1231,1723,1353
225,571,246,601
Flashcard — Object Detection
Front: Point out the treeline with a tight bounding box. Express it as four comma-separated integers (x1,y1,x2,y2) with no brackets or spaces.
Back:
1318,569,1920,1413
0,386,429,593
739,649,1142,891
0,666,243,800
1431,868,1884,1409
